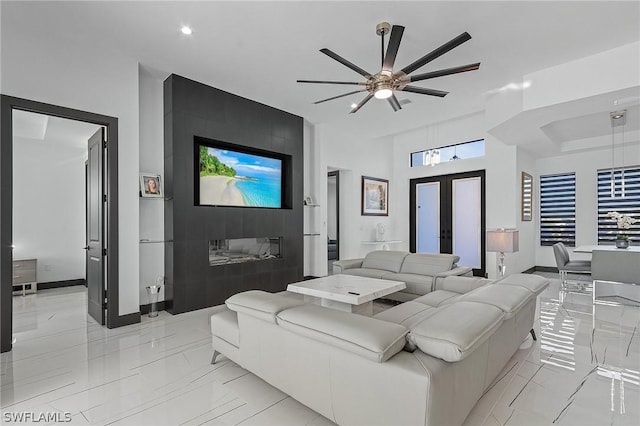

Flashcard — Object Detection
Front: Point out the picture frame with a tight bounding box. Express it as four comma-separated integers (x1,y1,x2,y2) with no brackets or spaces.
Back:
304,196,314,205
362,176,389,216
521,171,533,221
140,173,163,198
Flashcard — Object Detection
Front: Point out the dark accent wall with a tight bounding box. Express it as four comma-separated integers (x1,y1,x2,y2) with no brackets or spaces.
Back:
163,74,304,314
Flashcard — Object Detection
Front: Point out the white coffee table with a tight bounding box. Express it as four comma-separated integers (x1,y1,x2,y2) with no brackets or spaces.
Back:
287,275,406,316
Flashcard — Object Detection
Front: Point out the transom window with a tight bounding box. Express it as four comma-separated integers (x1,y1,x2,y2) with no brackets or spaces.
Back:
410,139,484,167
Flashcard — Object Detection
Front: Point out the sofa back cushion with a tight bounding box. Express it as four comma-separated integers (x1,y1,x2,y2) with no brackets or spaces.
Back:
493,273,549,295
408,301,504,362
439,276,491,293
277,304,409,362
361,250,409,273
226,290,305,323
459,285,531,319
400,253,460,276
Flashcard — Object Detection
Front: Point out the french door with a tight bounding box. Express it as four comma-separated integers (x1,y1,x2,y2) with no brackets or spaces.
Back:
410,170,485,276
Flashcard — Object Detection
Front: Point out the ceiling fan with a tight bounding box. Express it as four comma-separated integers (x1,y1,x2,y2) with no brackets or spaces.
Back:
297,22,480,113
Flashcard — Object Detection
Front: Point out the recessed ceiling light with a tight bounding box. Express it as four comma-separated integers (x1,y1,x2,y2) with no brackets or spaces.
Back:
181,26,193,35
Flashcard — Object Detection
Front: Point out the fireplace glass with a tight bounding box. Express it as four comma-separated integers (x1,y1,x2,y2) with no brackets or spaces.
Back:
209,237,282,266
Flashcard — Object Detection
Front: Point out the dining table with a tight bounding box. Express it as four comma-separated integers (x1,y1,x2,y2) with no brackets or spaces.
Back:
573,245,640,253
573,245,640,306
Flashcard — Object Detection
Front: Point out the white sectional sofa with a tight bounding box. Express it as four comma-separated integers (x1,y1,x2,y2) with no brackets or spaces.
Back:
209,273,549,426
333,250,473,301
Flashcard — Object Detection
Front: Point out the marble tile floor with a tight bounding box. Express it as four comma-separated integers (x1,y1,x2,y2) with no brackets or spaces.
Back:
1,278,638,425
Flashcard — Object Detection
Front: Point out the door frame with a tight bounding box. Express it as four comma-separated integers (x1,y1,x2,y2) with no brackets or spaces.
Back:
409,170,486,276
1,95,120,353
328,170,340,260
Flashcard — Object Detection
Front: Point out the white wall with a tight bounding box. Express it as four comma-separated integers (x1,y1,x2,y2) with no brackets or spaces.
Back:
13,138,87,282
304,123,394,276
535,144,640,267
138,67,166,304
391,112,525,278
2,24,141,315
515,147,537,272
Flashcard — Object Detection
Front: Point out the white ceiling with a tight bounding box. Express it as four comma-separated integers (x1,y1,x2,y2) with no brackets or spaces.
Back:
13,110,102,151
3,1,640,148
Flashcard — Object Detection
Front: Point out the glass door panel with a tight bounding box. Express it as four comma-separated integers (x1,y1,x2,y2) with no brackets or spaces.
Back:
416,182,440,253
452,177,481,268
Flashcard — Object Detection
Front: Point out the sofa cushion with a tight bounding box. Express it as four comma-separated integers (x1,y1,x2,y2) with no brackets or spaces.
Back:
493,273,549,295
342,268,390,279
408,301,504,362
373,301,437,329
226,290,305,323
413,290,461,307
439,276,491,293
277,304,409,363
459,285,531,319
400,253,460,276
382,272,433,295
210,309,239,347
361,250,408,273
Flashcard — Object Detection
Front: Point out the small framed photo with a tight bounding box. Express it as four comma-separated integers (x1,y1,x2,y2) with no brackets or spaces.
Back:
304,196,314,205
362,176,389,216
140,173,163,198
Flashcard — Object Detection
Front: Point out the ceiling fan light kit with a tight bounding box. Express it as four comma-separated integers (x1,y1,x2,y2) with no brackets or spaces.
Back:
297,22,480,113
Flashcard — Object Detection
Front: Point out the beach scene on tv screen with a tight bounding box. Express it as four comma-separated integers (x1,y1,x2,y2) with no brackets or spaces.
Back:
199,146,282,208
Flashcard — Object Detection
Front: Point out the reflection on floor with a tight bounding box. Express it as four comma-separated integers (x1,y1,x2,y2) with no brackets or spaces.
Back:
2,279,639,425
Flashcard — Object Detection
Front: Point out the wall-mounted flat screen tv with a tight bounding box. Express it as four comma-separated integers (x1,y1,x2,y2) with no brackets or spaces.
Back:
195,138,285,208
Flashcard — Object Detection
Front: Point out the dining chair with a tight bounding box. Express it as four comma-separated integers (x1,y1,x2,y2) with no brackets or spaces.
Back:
552,242,591,288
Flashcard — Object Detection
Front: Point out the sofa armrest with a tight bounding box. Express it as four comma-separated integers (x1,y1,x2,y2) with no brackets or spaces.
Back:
332,258,364,274
432,266,474,291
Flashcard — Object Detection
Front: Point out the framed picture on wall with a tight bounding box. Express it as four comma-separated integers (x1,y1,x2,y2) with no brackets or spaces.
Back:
362,176,389,216
140,173,163,198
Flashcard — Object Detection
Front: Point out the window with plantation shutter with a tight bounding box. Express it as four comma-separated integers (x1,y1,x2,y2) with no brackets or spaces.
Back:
540,173,576,247
597,167,640,245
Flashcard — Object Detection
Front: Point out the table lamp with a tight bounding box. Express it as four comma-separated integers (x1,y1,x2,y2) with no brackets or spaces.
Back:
487,229,519,277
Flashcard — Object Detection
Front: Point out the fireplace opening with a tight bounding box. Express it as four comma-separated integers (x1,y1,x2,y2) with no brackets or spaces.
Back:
209,237,282,266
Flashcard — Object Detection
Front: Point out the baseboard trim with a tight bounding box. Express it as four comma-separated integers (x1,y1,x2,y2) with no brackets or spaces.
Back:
140,301,166,315
108,312,141,328
534,266,559,273
38,279,86,290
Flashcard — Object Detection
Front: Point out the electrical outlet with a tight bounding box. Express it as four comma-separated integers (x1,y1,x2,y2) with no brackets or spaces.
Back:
43,264,52,271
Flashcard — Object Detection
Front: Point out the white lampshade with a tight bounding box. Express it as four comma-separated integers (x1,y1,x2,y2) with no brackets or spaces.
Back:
486,229,519,253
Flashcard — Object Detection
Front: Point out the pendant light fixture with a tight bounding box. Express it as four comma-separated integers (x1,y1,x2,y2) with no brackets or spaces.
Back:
610,110,627,198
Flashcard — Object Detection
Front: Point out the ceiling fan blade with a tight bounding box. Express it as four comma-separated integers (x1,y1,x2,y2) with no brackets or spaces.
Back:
387,94,402,112
409,62,480,82
320,48,372,78
399,32,472,76
313,89,368,104
382,25,405,74
401,86,449,97
350,93,374,113
297,79,367,86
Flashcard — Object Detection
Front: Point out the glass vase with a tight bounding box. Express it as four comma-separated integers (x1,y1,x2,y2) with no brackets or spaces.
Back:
615,239,630,249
